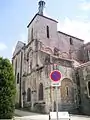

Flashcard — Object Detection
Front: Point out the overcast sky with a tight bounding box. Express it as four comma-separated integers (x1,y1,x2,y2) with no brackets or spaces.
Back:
0,0,90,60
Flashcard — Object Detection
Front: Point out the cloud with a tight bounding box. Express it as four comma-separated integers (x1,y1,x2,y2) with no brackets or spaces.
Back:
79,1,90,11
44,10,90,43
0,42,7,51
58,17,90,43
76,15,88,20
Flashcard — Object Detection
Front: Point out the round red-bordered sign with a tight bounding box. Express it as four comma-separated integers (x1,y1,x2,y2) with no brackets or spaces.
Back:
50,70,61,82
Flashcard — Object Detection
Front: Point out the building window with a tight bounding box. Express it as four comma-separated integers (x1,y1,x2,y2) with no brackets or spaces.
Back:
15,59,17,75
87,81,90,97
61,78,74,102
70,38,73,45
17,73,19,84
31,28,33,40
39,83,43,100
47,26,49,38
66,87,69,96
30,60,32,70
27,88,31,102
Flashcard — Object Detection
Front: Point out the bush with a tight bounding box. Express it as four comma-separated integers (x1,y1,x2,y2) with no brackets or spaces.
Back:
0,57,16,119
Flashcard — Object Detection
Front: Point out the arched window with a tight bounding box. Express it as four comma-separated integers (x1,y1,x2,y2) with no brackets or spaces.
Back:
27,88,31,102
61,78,74,103
39,83,43,100
17,73,19,84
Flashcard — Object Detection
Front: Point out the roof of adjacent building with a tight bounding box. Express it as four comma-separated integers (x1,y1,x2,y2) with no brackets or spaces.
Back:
84,42,90,47
27,13,58,28
77,61,90,68
58,31,84,42
12,41,26,58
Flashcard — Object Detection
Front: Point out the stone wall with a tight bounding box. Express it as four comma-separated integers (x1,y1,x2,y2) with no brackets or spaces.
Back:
78,64,90,115
23,50,78,113
57,32,84,61
27,14,84,61
13,13,87,113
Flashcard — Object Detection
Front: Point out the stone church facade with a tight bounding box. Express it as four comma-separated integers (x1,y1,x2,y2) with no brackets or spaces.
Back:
12,1,90,115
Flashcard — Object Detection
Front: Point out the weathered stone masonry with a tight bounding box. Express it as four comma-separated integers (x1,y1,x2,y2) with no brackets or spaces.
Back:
12,1,90,115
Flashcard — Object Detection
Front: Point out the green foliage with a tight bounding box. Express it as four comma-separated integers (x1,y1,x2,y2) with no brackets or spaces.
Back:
0,57,16,119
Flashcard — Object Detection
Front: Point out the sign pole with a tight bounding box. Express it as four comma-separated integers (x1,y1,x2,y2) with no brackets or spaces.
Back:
51,86,53,112
50,70,61,120
56,86,58,120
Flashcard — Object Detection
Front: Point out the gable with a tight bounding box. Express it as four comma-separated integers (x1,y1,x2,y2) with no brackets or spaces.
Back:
13,41,25,57
27,14,58,28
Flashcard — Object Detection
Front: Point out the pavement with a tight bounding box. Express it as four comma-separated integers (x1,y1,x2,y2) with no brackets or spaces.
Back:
14,109,90,120
15,109,39,116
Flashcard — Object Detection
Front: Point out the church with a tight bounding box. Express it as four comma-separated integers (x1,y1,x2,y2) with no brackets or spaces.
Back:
12,1,90,115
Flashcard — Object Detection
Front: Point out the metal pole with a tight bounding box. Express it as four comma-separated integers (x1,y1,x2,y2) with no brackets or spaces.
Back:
52,87,53,112
51,87,53,112
56,86,58,120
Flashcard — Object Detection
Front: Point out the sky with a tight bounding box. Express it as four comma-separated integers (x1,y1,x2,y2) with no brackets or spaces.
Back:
0,0,90,60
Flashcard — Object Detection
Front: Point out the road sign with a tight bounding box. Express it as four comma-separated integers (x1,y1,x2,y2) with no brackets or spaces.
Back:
50,70,61,82
51,81,61,87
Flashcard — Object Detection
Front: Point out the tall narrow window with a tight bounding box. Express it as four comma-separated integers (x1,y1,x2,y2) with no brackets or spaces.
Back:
70,38,73,45
47,26,49,38
17,73,19,84
15,59,17,76
31,28,33,40
39,83,43,100
66,87,69,96
88,81,90,97
30,60,32,70
27,88,31,102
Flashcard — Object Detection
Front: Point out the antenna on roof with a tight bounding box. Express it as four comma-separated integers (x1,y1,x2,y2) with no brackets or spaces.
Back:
38,1,45,15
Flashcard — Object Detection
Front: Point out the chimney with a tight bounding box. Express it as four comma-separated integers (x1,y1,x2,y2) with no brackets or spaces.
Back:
38,1,45,15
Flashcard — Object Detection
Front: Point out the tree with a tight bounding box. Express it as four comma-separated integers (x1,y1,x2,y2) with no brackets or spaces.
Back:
0,57,16,119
